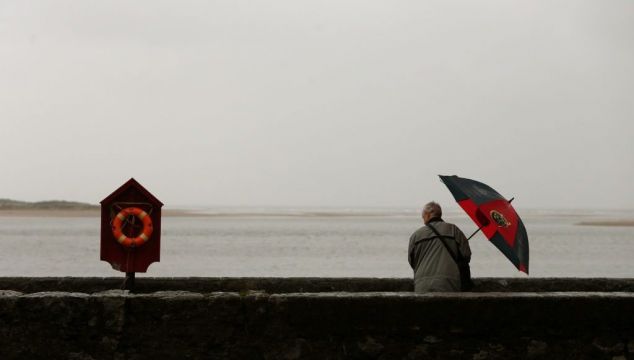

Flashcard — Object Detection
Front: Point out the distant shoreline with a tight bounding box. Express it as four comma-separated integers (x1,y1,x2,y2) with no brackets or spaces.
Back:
0,199,98,211
576,220,634,227
0,208,197,218
0,199,416,218
0,204,632,223
0,208,412,218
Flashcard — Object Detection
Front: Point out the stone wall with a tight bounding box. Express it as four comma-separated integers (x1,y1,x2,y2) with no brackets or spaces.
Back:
0,278,633,359
2,276,633,293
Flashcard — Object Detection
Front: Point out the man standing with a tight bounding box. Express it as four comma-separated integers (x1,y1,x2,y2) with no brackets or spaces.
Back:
408,202,471,292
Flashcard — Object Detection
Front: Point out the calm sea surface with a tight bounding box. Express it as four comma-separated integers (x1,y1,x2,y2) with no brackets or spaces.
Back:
0,208,632,278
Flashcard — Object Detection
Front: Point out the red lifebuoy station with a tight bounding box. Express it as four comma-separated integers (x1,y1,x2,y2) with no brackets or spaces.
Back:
100,178,163,281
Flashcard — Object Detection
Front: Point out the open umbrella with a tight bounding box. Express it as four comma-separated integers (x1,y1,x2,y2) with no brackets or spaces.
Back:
439,175,529,274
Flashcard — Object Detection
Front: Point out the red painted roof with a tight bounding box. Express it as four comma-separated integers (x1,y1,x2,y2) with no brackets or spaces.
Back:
100,178,164,206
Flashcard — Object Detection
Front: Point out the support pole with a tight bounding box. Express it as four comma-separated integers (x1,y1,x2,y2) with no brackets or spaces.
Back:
123,272,135,291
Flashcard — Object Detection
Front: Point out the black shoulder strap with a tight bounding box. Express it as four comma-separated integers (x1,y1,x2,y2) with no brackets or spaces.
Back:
427,223,460,265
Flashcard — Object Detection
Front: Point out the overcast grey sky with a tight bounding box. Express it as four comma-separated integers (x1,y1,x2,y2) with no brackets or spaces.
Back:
1,1,632,209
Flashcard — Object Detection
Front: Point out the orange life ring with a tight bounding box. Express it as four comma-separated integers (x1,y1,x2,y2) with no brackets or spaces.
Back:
111,207,153,247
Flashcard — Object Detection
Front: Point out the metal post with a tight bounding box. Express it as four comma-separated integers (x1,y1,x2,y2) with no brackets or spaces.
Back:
123,272,135,291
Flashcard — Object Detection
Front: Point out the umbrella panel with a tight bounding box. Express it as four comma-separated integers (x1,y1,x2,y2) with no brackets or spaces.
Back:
458,198,529,274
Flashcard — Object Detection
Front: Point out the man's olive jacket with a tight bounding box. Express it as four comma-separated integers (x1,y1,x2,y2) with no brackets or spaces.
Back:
408,219,471,292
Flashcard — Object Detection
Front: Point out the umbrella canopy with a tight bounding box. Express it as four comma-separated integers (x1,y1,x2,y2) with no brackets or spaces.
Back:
439,175,529,274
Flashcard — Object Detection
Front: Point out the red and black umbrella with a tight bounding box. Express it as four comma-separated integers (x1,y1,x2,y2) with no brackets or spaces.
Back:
439,175,529,274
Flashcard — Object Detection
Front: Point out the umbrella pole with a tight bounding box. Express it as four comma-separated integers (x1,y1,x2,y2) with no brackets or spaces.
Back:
466,226,484,241
466,197,514,241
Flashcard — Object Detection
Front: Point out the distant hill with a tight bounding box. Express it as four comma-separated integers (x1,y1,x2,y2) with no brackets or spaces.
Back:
0,199,98,210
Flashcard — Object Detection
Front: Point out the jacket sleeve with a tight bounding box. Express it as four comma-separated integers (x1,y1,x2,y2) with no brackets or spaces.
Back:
455,226,472,262
408,233,416,269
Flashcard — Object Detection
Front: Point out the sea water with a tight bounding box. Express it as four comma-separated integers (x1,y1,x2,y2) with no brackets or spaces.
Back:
0,209,632,278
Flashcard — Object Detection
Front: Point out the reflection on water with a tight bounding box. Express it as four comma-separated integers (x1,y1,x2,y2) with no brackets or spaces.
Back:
0,210,632,278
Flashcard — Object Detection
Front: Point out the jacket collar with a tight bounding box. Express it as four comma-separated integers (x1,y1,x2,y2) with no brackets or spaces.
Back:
425,217,444,225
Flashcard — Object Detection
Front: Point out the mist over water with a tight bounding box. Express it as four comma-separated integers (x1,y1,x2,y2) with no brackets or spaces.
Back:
0,208,632,278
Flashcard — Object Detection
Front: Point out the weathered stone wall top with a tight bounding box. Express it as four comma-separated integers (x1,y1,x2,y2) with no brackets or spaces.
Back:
1,278,633,359
3,286,634,325
1,286,633,359
0,277,633,294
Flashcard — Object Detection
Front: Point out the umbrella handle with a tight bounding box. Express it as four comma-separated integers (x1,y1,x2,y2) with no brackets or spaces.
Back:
466,226,484,241
466,197,514,241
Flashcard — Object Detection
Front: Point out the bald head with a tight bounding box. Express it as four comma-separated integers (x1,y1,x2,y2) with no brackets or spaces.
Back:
422,201,442,224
